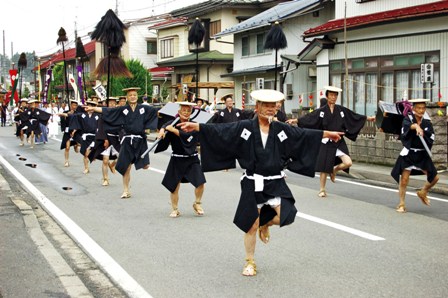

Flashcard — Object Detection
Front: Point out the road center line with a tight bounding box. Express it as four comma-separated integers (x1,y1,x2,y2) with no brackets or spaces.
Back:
0,155,153,298
297,211,385,241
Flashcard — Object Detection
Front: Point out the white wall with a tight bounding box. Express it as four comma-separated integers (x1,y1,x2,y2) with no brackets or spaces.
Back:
335,0,440,19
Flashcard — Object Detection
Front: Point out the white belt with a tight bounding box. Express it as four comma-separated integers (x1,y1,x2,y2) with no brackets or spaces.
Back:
410,148,424,152
30,119,37,123
242,171,286,192
107,133,119,137
171,153,198,158
82,133,95,141
121,134,143,145
400,147,425,156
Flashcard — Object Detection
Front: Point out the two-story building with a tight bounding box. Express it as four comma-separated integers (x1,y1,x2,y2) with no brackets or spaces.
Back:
215,0,334,111
152,0,276,103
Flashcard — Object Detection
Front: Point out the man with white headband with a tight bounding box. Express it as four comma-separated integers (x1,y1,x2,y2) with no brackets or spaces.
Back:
178,89,343,276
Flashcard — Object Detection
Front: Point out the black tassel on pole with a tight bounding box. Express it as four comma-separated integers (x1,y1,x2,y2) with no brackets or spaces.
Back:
91,9,132,99
188,18,205,99
57,27,69,101
76,37,88,100
18,53,27,98
264,21,288,90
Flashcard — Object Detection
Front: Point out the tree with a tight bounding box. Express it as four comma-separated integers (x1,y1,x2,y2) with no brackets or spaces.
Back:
111,59,152,101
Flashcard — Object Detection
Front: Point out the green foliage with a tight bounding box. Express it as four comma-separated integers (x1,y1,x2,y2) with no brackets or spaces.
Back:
111,59,152,101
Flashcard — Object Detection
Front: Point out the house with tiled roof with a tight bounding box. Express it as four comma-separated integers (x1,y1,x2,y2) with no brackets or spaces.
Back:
214,0,334,111
151,0,277,102
300,0,448,167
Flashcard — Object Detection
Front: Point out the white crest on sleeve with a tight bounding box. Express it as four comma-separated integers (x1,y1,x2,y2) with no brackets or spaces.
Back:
424,127,428,131
236,112,240,117
430,133,435,140
240,128,251,140
95,115,99,121
123,109,129,116
36,111,40,115
82,113,86,118
319,111,325,118
340,111,345,118
220,111,224,117
139,107,145,114
277,130,288,142
401,127,405,134
187,136,193,143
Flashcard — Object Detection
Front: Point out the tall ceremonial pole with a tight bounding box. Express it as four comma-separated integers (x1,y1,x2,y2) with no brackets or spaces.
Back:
18,53,27,99
264,21,287,91
188,18,205,100
57,28,69,102
91,9,132,99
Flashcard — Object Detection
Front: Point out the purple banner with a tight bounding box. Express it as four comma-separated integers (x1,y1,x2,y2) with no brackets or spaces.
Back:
42,68,52,104
77,64,84,104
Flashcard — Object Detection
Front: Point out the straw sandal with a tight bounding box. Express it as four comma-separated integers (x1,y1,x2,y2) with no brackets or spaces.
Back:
193,202,204,216
396,204,407,213
416,190,430,206
242,259,257,276
170,209,180,218
258,225,270,244
120,192,131,199
318,190,327,198
102,179,109,186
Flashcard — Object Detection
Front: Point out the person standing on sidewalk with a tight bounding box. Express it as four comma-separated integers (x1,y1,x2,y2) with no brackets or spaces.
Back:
391,99,439,213
178,89,343,276
155,101,206,218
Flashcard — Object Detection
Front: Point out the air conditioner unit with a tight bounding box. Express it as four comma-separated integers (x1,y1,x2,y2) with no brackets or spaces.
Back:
308,67,317,77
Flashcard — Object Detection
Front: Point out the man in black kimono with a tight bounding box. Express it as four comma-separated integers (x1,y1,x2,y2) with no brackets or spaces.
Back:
391,99,439,213
59,100,83,167
212,94,243,123
178,89,342,276
71,98,101,174
88,97,121,186
15,98,29,146
287,86,375,198
85,87,158,199
19,99,51,149
155,102,206,218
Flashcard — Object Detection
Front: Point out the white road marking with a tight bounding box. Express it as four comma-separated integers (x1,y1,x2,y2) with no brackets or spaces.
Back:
148,165,384,241
0,155,153,298
297,211,385,241
333,176,448,203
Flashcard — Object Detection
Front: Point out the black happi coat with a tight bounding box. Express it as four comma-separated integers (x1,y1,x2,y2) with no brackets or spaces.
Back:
212,107,243,123
20,108,51,137
101,104,158,175
71,111,101,155
298,104,366,174
198,118,323,232
88,117,122,162
14,106,28,136
60,107,84,150
391,117,437,183
155,120,206,193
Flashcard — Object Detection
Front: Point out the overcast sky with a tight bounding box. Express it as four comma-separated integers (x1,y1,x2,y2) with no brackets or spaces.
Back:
1,0,207,58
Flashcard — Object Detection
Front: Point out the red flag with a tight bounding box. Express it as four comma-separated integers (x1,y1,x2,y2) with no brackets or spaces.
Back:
8,69,19,105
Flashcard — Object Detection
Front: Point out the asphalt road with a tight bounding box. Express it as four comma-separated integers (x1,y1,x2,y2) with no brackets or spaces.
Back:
1,125,447,298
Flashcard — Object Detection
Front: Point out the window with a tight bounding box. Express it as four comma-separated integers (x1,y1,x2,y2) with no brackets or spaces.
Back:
330,52,440,114
147,40,157,55
256,33,265,54
242,36,249,57
210,20,221,37
160,38,174,59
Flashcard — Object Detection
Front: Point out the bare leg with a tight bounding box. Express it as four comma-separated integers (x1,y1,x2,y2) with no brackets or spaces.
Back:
193,184,205,215
19,131,24,146
259,204,281,244
417,171,439,206
397,170,410,212
170,183,181,217
30,132,35,148
332,154,352,182
319,173,327,197
64,140,71,166
121,165,132,198
244,216,259,262
83,148,91,174
102,156,109,185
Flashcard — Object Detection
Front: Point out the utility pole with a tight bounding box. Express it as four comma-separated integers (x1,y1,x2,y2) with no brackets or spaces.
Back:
1,30,4,89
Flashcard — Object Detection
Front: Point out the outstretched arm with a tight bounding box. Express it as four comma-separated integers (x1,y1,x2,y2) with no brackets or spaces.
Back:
177,122,200,132
323,130,344,142
84,106,103,113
